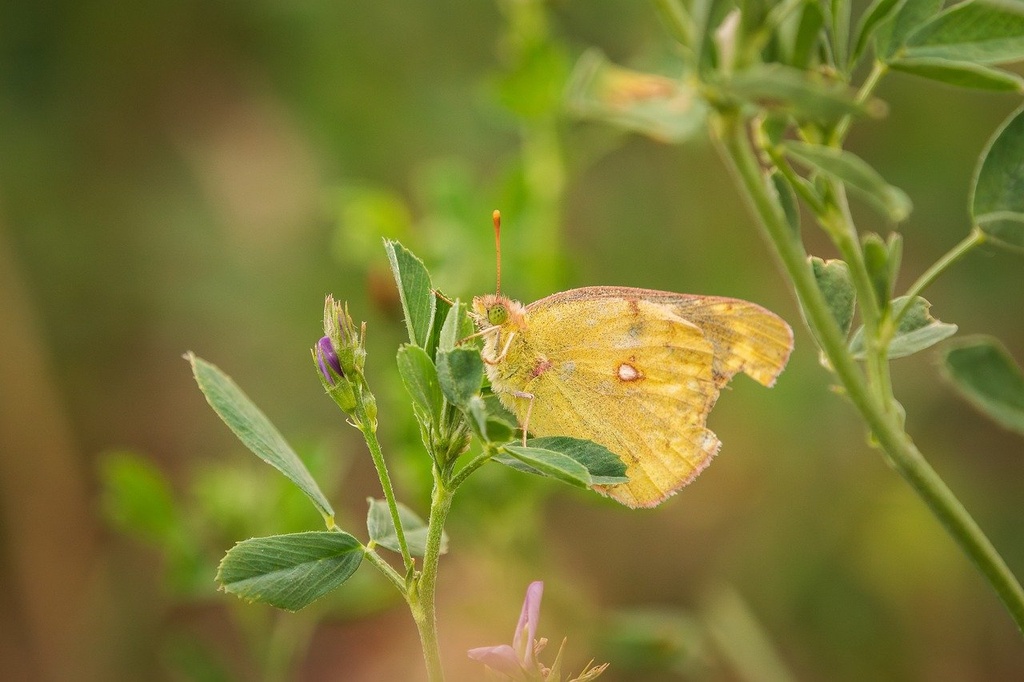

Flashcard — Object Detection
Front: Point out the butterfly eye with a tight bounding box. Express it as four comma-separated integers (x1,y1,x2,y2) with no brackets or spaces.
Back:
487,304,508,326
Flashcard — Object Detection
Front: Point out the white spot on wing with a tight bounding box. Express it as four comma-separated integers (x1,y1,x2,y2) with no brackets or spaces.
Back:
617,363,640,381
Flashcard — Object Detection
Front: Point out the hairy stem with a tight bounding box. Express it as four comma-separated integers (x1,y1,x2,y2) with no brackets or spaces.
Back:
410,469,455,682
715,113,1024,634
358,407,414,575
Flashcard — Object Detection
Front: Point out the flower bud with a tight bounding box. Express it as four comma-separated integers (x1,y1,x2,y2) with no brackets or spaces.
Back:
316,336,343,385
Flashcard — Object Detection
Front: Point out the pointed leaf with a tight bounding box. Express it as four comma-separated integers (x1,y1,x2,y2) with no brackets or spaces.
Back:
216,532,362,611
725,64,876,124
768,170,801,238
397,345,444,426
782,141,912,222
526,436,629,485
810,257,857,335
500,445,593,488
366,498,447,557
438,299,476,354
775,0,824,68
851,0,904,66
889,57,1024,91
849,296,958,359
942,337,1024,435
188,354,334,523
876,0,944,59
905,0,1024,65
971,105,1024,252
566,49,709,143
436,347,484,408
384,239,435,348
862,233,893,309
466,395,491,441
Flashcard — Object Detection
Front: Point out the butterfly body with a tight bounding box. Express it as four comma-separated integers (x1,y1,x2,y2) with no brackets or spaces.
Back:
472,286,793,508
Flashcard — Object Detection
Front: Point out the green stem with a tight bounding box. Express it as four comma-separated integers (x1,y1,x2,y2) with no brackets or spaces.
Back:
449,446,497,492
831,59,888,145
715,114,1024,634
410,469,455,682
363,545,408,595
358,407,414,575
893,228,986,331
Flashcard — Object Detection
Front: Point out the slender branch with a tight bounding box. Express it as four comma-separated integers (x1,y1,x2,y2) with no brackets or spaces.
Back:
831,59,888,145
357,407,414,575
449,446,497,492
715,113,1024,635
362,545,408,595
892,227,986,332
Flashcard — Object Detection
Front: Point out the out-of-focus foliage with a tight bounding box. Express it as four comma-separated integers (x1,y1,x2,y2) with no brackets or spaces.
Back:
1,1,1023,681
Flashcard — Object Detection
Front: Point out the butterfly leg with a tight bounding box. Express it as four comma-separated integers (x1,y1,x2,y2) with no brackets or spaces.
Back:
510,390,535,446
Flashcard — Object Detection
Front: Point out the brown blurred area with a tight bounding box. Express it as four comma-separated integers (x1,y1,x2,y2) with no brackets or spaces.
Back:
1,2,1023,681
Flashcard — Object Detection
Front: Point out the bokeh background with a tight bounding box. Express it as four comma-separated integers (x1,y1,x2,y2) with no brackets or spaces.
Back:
1,1,1023,680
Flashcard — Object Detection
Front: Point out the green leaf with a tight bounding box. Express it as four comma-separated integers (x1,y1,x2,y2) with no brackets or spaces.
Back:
654,0,698,48
725,64,876,124
500,444,593,488
427,294,451,360
849,296,958,359
438,299,476,354
942,337,1024,435
810,257,857,336
971,105,1024,252
436,347,484,408
527,436,629,485
889,57,1024,90
466,395,491,441
188,354,335,524
768,170,801,237
851,0,904,66
566,49,709,143
216,532,362,611
366,498,447,557
830,0,852,68
782,141,913,222
876,0,944,59
886,232,903,288
862,233,893,309
905,0,1024,65
397,345,444,426
384,239,435,348
778,0,827,68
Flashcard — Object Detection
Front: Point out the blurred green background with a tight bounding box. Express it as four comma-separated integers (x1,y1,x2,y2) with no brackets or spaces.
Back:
1,1,1023,680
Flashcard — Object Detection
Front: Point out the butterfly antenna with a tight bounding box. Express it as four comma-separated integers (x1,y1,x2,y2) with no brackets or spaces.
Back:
492,209,502,295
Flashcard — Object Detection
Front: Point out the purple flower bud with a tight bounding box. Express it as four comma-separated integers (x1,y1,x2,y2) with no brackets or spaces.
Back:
316,336,343,384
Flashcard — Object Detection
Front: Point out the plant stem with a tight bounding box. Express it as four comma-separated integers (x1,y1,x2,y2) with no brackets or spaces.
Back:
358,407,414,575
715,113,1024,634
410,468,455,682
363,546,408,594
893,227,986,331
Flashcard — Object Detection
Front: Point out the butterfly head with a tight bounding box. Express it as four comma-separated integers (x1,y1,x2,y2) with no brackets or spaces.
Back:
471,293,526,332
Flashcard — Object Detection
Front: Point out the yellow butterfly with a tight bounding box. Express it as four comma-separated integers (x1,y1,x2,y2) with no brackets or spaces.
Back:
471,212,794,508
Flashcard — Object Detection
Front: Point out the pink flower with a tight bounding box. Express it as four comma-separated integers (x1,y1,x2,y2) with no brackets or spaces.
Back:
468,581,608,682
468,581,545,680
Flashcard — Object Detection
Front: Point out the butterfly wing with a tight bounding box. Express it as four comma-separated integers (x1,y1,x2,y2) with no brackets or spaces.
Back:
495,293,725,508
552,287,794,388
